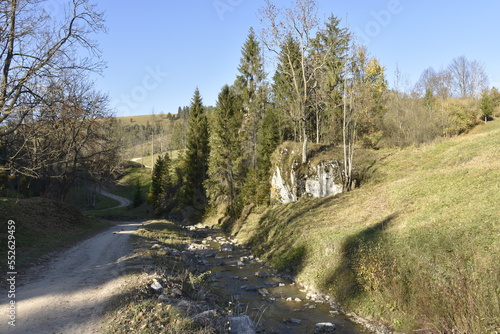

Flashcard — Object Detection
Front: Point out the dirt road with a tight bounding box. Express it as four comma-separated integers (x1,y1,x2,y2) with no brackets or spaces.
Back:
0,221,143,334
98,190,132,208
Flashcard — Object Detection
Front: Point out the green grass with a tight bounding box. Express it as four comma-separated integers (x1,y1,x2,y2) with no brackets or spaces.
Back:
135,221,191,250
0,198,109,270
87,165,153,220
231,120,500,333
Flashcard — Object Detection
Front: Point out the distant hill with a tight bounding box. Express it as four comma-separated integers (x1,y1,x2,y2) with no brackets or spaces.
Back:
114,113,188,161
115,113,175,127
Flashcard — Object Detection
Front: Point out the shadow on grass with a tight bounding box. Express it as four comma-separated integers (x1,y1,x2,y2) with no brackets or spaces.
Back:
319,212,399,304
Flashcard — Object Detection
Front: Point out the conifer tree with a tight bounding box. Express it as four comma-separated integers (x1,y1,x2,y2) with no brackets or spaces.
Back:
179,88,210,205
158,153,174,213
480,89,494,123
312,15,351,144
205,85,244,215
148,154,166,209
148,154,174,213
255,106,280,204
132,179,144,208
235,27,267,170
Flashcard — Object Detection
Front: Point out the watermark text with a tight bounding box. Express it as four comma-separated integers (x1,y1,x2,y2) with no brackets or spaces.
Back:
353,0,408,45
6,219,17,327
213,0,245,21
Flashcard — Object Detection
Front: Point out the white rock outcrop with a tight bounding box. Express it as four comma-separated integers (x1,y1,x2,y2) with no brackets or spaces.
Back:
271,160,344,204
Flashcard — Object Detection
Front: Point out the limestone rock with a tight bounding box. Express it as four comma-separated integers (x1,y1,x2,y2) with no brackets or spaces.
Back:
271,158,346,204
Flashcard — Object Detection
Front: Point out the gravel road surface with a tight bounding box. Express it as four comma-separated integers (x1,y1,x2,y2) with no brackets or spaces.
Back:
1,221,143,334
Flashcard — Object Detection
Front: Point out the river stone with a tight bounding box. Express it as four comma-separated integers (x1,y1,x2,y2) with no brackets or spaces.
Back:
192,309,218,327
220,243,234,252
283,318,302,324
169,248,181,257
169,288,182,298
258,288,269,296
228,315,256,334
158,294,170,302
255,270,270,278
315,322,336,333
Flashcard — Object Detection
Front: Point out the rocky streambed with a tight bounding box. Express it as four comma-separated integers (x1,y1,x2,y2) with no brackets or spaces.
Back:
179,225,373,334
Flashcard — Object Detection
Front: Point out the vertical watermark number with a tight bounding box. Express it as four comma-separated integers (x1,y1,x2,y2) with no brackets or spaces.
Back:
6,220,16,327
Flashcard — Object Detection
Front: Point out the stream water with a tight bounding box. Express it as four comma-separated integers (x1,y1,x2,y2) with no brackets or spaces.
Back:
187,226,370,334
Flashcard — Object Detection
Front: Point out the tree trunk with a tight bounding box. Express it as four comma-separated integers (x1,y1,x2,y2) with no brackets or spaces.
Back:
316,109,320,144
302,115,308,164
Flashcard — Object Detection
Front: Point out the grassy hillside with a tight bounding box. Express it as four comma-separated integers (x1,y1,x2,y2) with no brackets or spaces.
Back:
232,121,500,333
0,198,109,269
115,114,172,127
87,162,153,220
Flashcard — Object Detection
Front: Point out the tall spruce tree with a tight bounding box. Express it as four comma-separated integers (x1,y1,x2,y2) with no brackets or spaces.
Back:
234,28,267,170
205,85,244,216
255,105,280,204
148,154,166,209
148,154,173,214
180,88,210,205
312,15,351,144
158,153,174,213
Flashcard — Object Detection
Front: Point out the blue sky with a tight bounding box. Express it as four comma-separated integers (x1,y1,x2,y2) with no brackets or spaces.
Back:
86,0,500,116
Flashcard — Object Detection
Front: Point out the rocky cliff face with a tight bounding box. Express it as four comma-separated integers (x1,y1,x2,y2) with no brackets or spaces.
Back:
270,146,345,203
304,160,344,199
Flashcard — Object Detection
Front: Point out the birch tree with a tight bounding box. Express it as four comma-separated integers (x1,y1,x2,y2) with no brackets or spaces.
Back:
259,0,324,163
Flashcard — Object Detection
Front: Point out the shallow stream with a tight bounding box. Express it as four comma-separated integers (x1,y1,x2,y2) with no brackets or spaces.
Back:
188,227,370,334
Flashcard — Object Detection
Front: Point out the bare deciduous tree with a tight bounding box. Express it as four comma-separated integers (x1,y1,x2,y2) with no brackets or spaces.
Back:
415,67,452,99
259,0,324,163
0,0,105,137
5,74,118,200
448,56,488,99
